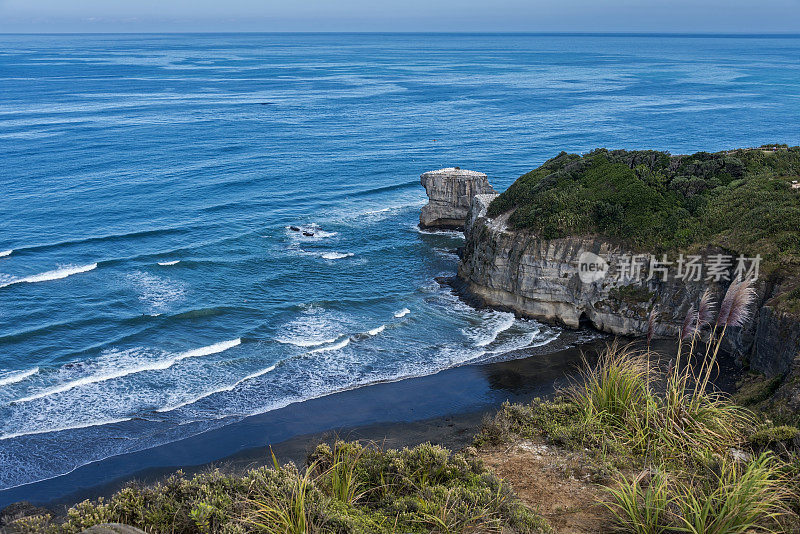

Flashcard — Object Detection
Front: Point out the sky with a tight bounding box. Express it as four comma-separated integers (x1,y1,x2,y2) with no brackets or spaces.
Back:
0,0,799,33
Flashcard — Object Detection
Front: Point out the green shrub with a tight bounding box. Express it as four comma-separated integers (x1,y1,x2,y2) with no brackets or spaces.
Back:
604,455,790,534
39,442,549,534
603,469,673,534
674,453,790,534
488,147,800,269
748,425,800,448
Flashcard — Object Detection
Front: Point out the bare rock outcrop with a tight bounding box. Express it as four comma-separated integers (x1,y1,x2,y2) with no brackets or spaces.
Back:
420,168,495,230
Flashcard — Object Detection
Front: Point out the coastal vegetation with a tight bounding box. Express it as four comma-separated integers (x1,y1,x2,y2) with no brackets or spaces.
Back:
476,280,800,533
487,146,800,275
8,443,549,533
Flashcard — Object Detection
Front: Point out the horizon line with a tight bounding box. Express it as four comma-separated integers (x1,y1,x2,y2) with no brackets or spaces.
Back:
1,31,799,37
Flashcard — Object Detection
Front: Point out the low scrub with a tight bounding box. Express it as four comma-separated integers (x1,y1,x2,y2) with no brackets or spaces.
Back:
8,442,550,534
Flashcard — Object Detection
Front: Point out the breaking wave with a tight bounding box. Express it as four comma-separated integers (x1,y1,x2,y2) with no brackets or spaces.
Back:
12,339,241,404
321,252,353,260
367,325,386,335
0,417,133,442
0,368,39,387
0,263,97,288
308,337,350,353
156,364,277,413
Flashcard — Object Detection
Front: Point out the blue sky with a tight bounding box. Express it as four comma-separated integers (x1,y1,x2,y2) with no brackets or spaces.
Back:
1,0,799,33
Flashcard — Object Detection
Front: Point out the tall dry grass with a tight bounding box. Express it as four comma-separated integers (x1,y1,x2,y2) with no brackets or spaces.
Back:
599,278,794,533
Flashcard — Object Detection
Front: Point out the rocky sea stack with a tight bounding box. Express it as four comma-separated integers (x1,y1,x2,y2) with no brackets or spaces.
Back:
419,167,496,230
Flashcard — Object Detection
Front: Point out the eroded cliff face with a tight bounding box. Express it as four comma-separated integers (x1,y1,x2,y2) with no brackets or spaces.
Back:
420,168,496,230
457,194,800,380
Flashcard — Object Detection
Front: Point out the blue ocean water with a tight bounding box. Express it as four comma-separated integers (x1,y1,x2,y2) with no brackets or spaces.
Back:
1,33,799,494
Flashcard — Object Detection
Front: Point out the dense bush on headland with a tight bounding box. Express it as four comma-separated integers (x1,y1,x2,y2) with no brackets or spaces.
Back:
487,146,800,270
10,443,549,533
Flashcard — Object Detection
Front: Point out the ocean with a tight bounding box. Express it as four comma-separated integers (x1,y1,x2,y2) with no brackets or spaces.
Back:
1,33,799,499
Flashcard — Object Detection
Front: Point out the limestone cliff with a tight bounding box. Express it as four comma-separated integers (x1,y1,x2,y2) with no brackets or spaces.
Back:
419,168,496,230
457,194,800,382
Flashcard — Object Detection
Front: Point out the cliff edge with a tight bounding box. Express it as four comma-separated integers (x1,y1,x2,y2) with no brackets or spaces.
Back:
422,148,800,410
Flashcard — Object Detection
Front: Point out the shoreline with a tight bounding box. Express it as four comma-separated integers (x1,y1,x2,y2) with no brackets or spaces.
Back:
0,331,607,511
0,322,742,516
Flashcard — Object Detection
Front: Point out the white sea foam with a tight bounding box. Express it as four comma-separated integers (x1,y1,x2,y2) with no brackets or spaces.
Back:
433,248,460,260
156,364,276,413
469,312,516,347
308,337,350,353
0,367,39,387
367,325,386,336
338,200,425,223
158,260,180,266
488,332,560,356
286,224,338,239
486,332,538,355
0,417,132,441
0,263,97,288
275,306,347,348
13,339,241,404
310,229,338,238
126,270,185,310
414,226,465,239
179,338,242,359
321,252,353,260
0,250,12,258
394,308,411,318
276,336,338,348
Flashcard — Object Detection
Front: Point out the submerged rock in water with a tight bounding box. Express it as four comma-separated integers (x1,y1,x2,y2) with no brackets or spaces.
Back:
420,167,495,230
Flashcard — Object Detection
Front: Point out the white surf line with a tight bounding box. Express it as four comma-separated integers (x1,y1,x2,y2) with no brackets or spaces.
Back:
363,207,392,215
0,250,12,258
0,367,39,387
487,331,561,355
394,308,410,318
474,313,516,347
308,337,350,353
275,336,339,348
0,416,133,441
0,263,97,288
157,260,180,266
156,364,277,413
320,252,353,260
367,325,386,335
12,339,242,404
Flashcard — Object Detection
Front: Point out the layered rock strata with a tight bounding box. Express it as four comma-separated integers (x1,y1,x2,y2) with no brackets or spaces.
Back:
419,168,496,230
